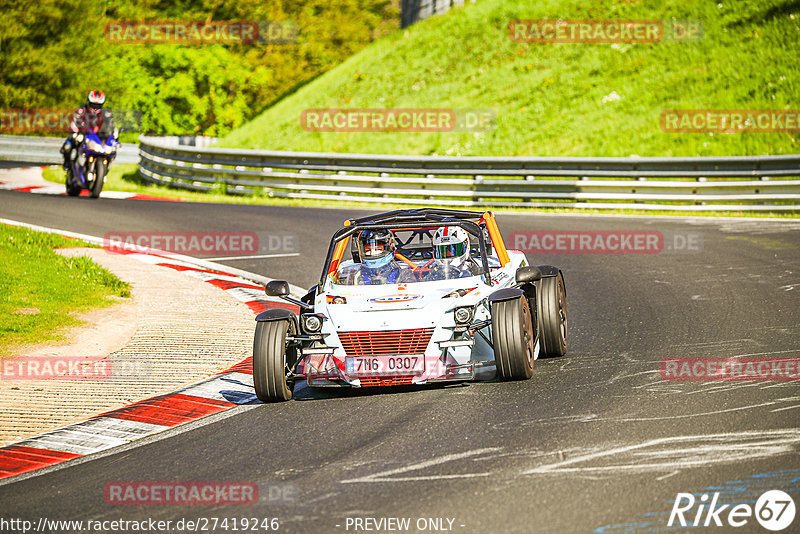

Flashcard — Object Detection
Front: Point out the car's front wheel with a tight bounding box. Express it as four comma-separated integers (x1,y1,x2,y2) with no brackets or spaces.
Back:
492,296,536,380
253,320,296,402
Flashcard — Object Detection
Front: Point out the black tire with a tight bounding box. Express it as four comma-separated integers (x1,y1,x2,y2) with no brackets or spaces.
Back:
66,181,81,196
65,169,81,196
537,271,567,357
492,296,536,380
253,320,296,402
90,160,105,198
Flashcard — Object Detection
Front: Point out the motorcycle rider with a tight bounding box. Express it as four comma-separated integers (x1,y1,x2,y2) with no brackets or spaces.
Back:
61,90,115,171
424,226,481,280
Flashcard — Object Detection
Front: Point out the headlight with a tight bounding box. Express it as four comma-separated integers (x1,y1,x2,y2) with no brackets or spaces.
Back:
454,306,474,325
302,314,323,333
86,140,103,152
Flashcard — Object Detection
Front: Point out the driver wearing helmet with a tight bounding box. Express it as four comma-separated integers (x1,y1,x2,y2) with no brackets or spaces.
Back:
424,226,481,280
351,229,415,285
60,90,115,171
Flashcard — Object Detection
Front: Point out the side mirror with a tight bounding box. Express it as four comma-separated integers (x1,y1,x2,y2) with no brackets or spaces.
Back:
515,266,542,284
265,280,290,297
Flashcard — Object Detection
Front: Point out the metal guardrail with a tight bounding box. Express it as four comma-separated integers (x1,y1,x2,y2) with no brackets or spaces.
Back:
0,135,139,165
138,136,800,211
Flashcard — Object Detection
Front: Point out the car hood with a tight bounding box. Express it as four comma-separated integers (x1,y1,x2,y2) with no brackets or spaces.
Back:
321,281,482,331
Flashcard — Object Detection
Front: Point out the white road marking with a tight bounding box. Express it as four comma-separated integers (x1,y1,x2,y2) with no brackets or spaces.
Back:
772,404,800,412
655,470,680,481
341,448,501,484
610,401,778,422
225,286,271,303
15,417,168,455
523,429,800,475
206,253,300,261
729,348,799,358
181,372,256,404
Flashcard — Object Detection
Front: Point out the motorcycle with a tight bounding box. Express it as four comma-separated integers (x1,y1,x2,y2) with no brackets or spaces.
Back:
64,128,120,198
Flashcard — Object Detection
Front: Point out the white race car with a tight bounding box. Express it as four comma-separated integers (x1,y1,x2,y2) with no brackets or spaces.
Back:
253,208,567,401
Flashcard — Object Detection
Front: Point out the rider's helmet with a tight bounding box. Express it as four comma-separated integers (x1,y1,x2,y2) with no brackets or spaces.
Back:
358,229,395,269
87,90,105,109
433,226,470,268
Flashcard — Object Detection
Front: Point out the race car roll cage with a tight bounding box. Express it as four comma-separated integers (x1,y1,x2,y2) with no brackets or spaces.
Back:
320,208,511,288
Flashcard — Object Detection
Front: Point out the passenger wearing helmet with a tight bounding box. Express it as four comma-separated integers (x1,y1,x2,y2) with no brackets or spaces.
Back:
61,91,115,171
351,229,415,285
425,226,481,280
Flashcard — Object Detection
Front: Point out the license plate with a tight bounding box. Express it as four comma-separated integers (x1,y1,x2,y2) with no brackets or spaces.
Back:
345,355,424,375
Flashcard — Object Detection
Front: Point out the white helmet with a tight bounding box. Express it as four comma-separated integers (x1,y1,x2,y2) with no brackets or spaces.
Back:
433,226,470,268
87,90,105,108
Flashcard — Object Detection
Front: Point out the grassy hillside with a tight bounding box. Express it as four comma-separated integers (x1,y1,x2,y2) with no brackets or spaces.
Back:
221,0,800,156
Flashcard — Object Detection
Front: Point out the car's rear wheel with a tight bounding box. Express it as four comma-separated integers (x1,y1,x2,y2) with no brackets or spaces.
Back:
537,271,567,357
492,296,535,380
253,320,296,402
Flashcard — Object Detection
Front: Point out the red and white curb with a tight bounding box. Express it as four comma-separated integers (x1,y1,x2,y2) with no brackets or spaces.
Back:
0,180,177,201
0,220,302,481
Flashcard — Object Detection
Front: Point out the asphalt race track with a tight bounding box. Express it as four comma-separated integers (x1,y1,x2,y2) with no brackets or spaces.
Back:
1,189,799,533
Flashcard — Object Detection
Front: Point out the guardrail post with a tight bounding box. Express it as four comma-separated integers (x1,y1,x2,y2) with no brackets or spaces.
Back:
211,164,227,194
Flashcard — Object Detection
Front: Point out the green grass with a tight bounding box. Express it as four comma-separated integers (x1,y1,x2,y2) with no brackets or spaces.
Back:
220,0,799,157
0,225,131,357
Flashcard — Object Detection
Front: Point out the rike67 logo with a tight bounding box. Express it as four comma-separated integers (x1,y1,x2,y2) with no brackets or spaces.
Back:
669,490,795,531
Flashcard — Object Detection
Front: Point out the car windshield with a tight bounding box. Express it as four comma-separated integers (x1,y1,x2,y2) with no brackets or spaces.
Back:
333,227,485,286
